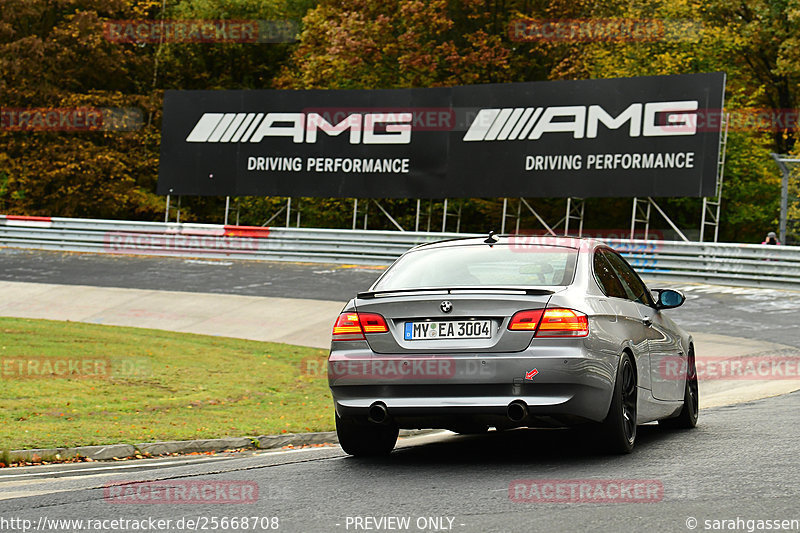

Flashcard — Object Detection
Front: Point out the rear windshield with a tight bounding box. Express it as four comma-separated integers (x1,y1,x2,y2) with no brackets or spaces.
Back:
373,244,578,290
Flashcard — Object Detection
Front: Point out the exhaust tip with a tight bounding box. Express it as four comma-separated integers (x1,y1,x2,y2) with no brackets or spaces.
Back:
368,402,389,424
507,400,528,422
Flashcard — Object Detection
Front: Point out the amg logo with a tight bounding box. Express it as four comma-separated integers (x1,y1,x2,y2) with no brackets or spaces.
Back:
463,101,699,141
186,112,412,144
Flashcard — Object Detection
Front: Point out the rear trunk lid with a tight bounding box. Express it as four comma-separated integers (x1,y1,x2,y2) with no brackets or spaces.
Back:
354,288,556,354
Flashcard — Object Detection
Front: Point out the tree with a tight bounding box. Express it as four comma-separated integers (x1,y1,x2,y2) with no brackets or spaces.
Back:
0,0,163,217
275,0,513,89
0,0,311,221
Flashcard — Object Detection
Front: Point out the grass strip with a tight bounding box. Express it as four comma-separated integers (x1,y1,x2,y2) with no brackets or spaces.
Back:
0,317,332,451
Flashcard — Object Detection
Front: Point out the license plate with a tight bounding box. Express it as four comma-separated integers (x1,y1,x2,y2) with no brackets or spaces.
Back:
404,320,492,340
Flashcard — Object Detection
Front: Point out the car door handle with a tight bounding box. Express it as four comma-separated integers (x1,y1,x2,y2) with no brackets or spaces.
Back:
642,318,653,327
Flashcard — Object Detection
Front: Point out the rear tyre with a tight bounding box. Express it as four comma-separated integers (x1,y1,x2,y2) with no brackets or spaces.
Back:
659,348,699,429
601,353,637,454
336,413,398,457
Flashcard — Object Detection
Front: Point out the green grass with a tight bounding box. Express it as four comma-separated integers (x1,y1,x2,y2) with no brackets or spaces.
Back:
0,317,332,451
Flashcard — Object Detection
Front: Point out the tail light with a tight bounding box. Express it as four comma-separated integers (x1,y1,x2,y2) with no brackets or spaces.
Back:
508,309,544,330
332,312,389,341
537,308,589,337
508,308,589,337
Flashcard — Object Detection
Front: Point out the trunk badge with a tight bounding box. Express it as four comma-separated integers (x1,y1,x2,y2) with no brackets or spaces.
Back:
440,301,453,313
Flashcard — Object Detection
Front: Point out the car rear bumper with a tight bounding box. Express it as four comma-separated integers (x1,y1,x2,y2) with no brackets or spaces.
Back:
329,344,619,428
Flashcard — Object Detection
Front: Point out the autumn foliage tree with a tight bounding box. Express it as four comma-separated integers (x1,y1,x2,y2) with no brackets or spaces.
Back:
0,0,307,219
275,0,513,89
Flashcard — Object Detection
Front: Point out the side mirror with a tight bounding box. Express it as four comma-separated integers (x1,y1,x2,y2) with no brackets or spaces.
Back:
652,289,685,309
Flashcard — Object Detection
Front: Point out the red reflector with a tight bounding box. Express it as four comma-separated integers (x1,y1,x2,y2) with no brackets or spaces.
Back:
359,313,389,333
536,308,589,337
508,309,544,331
332,312,389,341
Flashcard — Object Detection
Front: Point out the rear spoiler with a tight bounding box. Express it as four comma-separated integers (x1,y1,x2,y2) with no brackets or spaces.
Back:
357,287,555,299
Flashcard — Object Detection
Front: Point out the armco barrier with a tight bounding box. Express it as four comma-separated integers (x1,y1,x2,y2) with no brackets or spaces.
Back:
0,215,460,265
1,215,799,288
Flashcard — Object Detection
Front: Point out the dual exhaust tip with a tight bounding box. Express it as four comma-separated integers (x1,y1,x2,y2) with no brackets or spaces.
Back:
368,400,528,424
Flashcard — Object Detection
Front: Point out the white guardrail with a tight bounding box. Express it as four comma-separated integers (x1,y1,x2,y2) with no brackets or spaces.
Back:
1,215,800,289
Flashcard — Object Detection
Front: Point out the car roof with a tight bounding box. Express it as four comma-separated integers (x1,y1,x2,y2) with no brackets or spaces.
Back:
409,234,605,252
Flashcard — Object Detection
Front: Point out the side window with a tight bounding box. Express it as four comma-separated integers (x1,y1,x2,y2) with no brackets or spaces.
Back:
593,250,627,299
602,250,653,306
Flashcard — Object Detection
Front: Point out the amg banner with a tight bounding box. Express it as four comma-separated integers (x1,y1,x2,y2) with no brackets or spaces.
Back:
157,72,725,198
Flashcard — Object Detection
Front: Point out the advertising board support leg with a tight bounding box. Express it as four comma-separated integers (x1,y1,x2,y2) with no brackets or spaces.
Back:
261,200,287,227
519,199,557,236
427,201,433,232
176,196,181,223
286,197,292,227
236,198,240,226
348,199,372,230
630,197,651,239
164,194,170,223
564,197,585,237
438,199,462,233
501,198,523,234
701,113,729,242
632,197,689,241
415,199,421,232
224,196,230,225
501,198,508,234
649,197,689,241
373,200,405,231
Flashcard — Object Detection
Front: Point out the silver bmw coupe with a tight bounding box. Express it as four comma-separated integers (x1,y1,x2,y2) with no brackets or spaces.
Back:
328,234,698,455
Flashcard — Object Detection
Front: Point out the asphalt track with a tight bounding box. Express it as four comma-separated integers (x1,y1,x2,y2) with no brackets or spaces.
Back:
0,393,798,532
1,249,800,532
0,248,382,302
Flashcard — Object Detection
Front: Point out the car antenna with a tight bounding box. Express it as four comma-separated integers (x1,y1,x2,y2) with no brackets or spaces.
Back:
484,230,499,245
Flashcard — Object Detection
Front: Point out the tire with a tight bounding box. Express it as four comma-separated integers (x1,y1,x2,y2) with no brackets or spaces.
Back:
659,348,699,429
601,352,638,454
336,413,398,457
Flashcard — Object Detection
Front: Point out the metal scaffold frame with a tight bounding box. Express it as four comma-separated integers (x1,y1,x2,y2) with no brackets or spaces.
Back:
630,197,689,242
700,113,730,242
261,198,298,228
501,197,585,236
631,113,729,243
